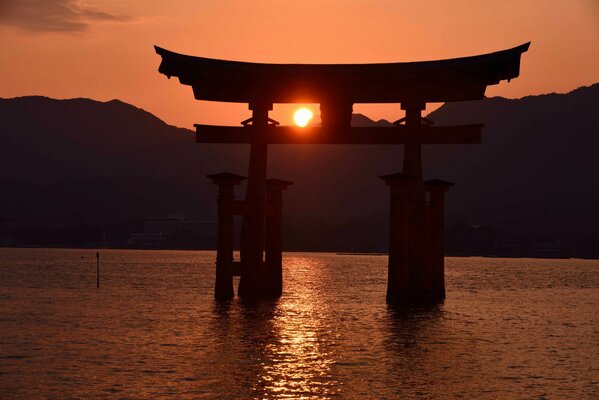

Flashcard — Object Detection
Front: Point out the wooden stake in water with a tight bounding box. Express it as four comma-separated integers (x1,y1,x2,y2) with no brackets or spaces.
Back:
96,252,100,288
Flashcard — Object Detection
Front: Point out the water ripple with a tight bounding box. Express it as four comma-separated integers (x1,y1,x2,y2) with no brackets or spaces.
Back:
0,249,597,399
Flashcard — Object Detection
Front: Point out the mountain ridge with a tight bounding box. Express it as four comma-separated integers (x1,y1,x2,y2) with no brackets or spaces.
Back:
1,83,598,251
5,81,595,130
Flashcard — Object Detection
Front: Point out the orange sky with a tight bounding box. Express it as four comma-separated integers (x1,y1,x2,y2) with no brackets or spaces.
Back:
1,0,597,128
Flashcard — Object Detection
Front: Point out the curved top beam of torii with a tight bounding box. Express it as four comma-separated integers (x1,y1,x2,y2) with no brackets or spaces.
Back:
154,42,529,104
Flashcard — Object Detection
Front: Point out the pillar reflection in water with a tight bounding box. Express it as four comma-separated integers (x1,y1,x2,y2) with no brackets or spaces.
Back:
204,256,342,399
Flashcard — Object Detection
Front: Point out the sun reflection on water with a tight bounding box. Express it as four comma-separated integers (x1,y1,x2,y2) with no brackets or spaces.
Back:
253,256,341,398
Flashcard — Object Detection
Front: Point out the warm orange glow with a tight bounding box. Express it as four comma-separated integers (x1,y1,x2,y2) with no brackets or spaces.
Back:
1,2,597,127
293,108,313,127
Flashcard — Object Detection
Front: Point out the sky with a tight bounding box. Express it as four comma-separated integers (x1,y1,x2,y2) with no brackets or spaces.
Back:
0,0,597,128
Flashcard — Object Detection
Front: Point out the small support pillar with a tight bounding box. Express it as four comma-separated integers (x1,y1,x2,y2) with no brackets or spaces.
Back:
207,172,246,300
381,173,419,304
265,179,293,297
425,179,454,301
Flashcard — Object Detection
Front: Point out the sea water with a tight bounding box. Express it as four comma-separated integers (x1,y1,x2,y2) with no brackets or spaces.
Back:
0,248,597,399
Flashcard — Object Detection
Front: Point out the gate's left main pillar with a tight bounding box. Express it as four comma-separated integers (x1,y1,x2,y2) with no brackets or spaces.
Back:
238,102,272,299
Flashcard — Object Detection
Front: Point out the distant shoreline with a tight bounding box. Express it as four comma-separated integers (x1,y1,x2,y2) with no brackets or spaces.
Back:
1,245,597,260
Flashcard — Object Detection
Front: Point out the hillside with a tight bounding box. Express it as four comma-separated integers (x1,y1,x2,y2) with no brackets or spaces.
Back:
0,96,245,223
1,85,598,252
425,85,599,233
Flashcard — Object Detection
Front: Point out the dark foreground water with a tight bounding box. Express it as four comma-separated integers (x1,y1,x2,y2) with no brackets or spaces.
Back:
0,248,597,399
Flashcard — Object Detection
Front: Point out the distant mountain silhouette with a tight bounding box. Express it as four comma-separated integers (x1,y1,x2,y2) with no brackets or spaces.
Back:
1,85,597,250
424,85,599,234
0,96,246,224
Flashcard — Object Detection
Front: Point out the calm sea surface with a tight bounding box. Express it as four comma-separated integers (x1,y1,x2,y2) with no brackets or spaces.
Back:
0,248,597,399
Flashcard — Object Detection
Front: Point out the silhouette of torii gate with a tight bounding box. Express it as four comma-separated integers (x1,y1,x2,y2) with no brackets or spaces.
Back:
155,42,529,304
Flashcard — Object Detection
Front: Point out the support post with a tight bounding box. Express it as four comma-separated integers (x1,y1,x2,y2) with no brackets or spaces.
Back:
425,179,454,301
238,102,272,299
96,252,100,289
381,173,418,304
208,172,246,300
265,179,293,298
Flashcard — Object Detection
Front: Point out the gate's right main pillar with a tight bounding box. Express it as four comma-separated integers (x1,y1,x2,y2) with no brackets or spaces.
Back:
402,102,432,302
383,101,433,304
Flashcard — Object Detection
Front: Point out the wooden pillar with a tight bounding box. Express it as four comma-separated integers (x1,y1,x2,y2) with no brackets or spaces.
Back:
207,172,246,300
400,101,432,301
425,179,454,301
238,102,272,299
265,179,293,298
381,173,418,304
320,100,353,131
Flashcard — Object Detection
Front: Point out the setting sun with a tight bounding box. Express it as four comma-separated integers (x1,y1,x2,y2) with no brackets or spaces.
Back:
293,108,313,127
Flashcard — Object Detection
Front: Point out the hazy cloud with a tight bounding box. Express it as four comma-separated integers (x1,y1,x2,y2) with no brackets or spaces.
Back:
0,0,132,33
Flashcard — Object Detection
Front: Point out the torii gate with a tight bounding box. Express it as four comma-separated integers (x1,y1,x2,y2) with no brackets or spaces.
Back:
155,42,529,303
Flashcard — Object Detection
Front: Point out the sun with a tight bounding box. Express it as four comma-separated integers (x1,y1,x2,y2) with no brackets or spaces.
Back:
293,108,313,127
